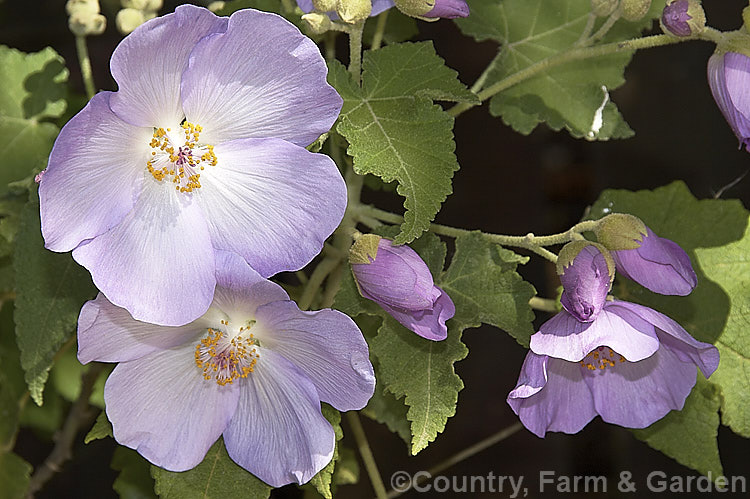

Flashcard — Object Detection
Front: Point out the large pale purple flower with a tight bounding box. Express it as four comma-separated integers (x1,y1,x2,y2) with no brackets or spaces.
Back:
350,235,454,341
508,244,719,437
39,5,345,326
77,251,375,487
708,51,750,152
610,226,697,296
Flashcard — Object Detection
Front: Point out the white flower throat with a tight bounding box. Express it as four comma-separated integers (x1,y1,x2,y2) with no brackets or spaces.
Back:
194,319,259,386
146,121,217,193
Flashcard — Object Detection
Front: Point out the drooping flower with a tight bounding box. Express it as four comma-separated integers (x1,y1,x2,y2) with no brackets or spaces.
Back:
39,5,345,326
595,214,697,296
349,234,454,341
708,51,750,152
507,243,718,437
77,251,375,487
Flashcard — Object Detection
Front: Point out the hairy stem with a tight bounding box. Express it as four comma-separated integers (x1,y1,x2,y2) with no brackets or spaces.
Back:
449,32,711,118
529,296,559,313
299,256,342,311
75,35,96,100
348,20,366,83
386,422,524,498
346,411,388,499
371,10,389,51
353,204,599,257
26,364,104,498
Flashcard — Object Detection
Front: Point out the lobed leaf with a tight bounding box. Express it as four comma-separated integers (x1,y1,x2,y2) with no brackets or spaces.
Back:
0,46,67,195
13,188,96,405
329,42,477,244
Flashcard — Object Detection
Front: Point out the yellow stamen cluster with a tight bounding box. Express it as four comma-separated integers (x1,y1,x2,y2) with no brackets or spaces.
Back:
579,346,626,371
145,121,217,193
194,326,259,386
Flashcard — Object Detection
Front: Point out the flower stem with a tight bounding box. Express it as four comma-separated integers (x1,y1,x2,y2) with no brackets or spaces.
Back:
75,35,96,100
353,203,599,258
370,10,389,51
26,364,104,497
299,256,342,311
348,20,366,83
449,32,705,118
529,296,559,313
346,411,388,499
386,422,524,498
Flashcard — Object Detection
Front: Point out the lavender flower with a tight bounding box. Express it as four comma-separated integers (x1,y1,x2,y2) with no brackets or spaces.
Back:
77,251,375,486
507,244,718,437
39,6,345,326
350,235,454,341
595,214,697,296
708,51,750,152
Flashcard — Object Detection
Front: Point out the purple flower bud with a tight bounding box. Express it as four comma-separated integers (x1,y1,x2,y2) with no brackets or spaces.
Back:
392,0,469,20
350,235,454,341
423,0,469,19
557,242,614,323
610,227,697,296
708,51,750,152
660,0,705,37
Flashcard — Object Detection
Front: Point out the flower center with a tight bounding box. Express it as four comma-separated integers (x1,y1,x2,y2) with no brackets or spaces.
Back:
579,346,626,371
146,121,217,193
194,321,259,386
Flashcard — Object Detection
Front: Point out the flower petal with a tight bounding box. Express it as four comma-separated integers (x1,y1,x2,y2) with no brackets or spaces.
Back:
612,228,697,296
72,180,215,326
77,293,212,364
223,349,334,487
507,353,596,438
196,138,346,277
559,244,611,322
724,52,750,122
530,307,659,362
255,301,375,411
211,251,290,321
708,53,750,149
40,92,150,252
377,286,454,341
583,344,697,428
352,239,437,310
104,345,239,471
611,301,719,377
109,5,227,127
180,9,341,147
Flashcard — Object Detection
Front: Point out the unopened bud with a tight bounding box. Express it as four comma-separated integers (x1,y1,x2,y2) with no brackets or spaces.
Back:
557,241,616,282
394,0,469,19
66,0,99,16
337,0,372,23
743,6,750,34
69,12,106,36
312,0,337,12
116,8,145,34
660,0,705,37
122,0,149,9
207,1,226,12
594,213,647,250
302,12,332,33
620,0,651,21
591,0,619,17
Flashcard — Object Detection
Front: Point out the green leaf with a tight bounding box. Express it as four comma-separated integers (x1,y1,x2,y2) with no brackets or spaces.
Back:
0,46,67,195
454,0,661,139
441,232,536,347
633,376,722,477
152,439,271,499
363,10,419,46
308,405,341,499
329,42,477,244
361,382,411,448
13,188,96,405
332,447,359,486
0,452,31,499
112,447,157,499
85,410,113,444
0,302,24,449
587,181,750,474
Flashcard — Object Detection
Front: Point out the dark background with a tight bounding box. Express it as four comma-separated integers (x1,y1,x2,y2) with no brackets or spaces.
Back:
2,0,749,497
